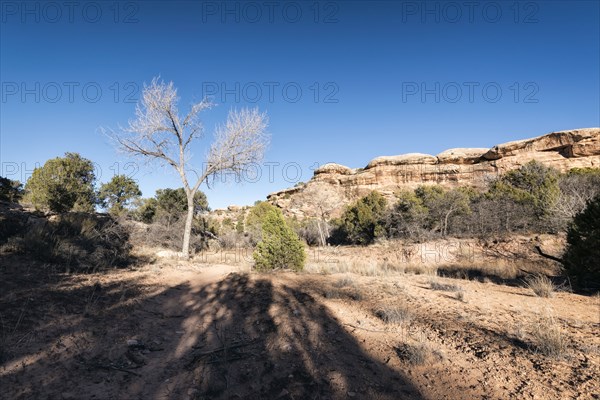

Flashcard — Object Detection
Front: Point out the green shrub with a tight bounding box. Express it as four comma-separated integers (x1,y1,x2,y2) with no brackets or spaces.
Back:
97,175,141,216
24,153,97,213
131,188,208,225
384,190,428,240
567,167,600,177
0,211,27,244
154,188,208,223
243,201,277,244
332,191,387,245
222,217,234,231
414,186,472,237
488,160,560,218
253,205,305,272
235,214,245,233
563,195,600,290
0,177,23,203
131,197,158,223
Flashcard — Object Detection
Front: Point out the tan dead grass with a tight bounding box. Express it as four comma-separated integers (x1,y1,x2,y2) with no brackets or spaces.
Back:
524,274,556,298
530,311,569,359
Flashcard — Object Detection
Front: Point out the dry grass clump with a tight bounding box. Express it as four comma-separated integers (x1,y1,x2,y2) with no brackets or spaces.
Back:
531,313,568,358
428,278,462,292
323,286,363,301
322,276,363,301
396,342,428,365
375,305,412,324
305,255,441,277
323,289,344,299
304,260,346,275
346,287,364,301
454,289,466,302
352,260,438,277
394,334,441,365
333,276,355,288
525,274,555,298
404,263,437,276
331,276,364,299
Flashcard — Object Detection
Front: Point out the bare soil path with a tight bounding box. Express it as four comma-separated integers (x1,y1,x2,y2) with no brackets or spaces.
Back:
1,257,598,399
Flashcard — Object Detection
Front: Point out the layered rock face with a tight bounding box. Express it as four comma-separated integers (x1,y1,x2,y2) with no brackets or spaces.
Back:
268,128,600,218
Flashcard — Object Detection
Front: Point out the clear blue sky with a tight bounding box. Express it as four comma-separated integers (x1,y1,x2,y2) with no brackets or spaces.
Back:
1,0,599,209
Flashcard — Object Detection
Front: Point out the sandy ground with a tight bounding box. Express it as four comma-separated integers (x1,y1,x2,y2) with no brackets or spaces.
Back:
1,254,599,400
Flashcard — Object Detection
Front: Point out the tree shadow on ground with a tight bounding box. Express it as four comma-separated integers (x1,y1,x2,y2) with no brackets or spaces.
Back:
436,265,529,287
1,268,424,399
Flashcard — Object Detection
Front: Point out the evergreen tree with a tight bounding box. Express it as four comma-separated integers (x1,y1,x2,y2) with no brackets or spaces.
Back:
253,205,305,271
563,195,600,290
97,175,142,216
25,153,96,213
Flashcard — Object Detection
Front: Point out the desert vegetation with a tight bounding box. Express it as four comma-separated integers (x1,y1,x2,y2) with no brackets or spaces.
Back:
3,160,599,285
107,77,269,258
252,203,306,272
328,162,600,248
4,0,599,395
1,145,599,399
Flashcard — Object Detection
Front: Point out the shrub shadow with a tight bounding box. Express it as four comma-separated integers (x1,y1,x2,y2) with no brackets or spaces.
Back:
1,270,424,399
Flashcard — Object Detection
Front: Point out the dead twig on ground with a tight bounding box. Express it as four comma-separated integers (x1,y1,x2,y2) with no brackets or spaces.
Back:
344,323,389,333
193,340,257,357
89,361,142,377
186,339,257,368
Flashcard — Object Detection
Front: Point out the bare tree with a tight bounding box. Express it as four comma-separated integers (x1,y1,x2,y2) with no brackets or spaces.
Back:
292,182,342,246
549,173,600,229
110,77,269,258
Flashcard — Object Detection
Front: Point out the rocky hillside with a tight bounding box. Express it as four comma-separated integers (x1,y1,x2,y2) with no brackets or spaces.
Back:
268,128,600,218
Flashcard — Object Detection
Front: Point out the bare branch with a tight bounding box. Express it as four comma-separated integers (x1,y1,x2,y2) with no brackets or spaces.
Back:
207,107,269,182
107,77,270,258
117,137,178,169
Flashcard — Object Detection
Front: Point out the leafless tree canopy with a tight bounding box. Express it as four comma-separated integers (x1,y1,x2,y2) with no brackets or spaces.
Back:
110,77,269,257
550,173,600,227
207,107,269,186
120,79,210,176
292,183,343,246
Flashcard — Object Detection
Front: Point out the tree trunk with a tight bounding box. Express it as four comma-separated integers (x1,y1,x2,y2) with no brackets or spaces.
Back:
181,192,195,259
443,207,454,237
316,218,326,247
322,218,330,245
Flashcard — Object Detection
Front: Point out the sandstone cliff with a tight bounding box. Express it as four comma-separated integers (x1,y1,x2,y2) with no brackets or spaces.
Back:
267,128,600,218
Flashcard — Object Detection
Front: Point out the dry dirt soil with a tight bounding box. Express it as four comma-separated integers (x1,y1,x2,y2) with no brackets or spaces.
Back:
1,254,599,400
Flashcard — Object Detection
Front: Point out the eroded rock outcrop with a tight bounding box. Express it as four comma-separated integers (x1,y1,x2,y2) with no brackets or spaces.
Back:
268,128,600,218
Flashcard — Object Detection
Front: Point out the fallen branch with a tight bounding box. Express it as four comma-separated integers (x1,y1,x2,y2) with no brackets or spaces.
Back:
205,354,250,364
194,340,257,356
186,340,257,368
534,245,563,264
91,362,142,377
108,365,142,377
344,323,388,333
